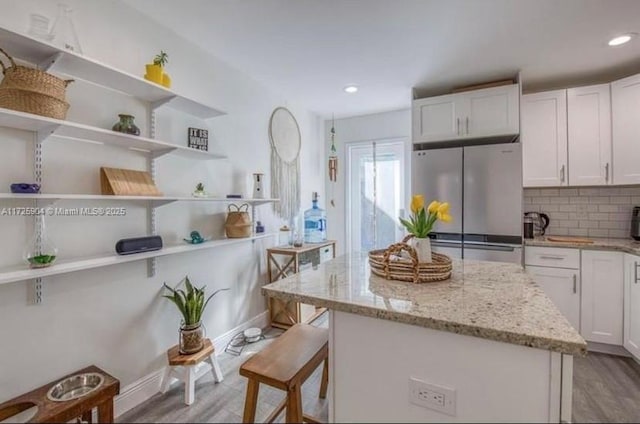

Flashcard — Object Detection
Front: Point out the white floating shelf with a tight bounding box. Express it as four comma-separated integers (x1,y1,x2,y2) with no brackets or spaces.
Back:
0,27,226,119
0,232,277,286
0,107,227,160
0,193,279,207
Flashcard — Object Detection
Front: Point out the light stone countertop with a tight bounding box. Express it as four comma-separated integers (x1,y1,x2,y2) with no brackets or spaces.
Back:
525,236,640,255
263,253,587,356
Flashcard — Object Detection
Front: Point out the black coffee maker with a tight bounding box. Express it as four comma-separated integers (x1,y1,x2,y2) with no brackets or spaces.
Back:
524,212,550,239
632,207,640,241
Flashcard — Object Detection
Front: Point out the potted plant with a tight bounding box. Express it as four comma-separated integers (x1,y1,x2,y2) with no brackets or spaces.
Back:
144,50,170,87
163,276,228,354
399,195,452,263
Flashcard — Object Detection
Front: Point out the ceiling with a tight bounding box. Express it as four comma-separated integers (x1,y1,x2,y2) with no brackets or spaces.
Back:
124,0,640,118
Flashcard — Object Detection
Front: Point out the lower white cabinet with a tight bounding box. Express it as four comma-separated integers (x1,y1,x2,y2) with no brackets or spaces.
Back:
624,254,640,359
580,251,624,345
527,266,580,329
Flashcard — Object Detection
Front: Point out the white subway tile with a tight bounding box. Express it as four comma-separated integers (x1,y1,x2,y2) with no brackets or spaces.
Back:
610,213,631,221
542,205,559,212
570,197,590,204
563,189,579,196
568,228,589,236
532,197,550,204
588,229,609,237
539,189,560,196
599,205,619,213
632,196,640,205
589,212,610,221
555,197,569,204
589,196,610,204
579,220,599,229
557,220,575,228
611,196,631,204
559,205,578,212
569,212,589,220
619,187,640,196
609,229,630,238
599,187,621,196
579,188,600,196
547,228,569,236
599,221,625,229
524,189,540,197
551,212,569,220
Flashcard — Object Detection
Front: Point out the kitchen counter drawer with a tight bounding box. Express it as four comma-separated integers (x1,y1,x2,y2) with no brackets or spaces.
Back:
525,246,580,269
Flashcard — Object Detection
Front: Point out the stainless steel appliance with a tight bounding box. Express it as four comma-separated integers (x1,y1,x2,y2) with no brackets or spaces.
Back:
412,142,523,263
524,212,550,237
632,207,640,241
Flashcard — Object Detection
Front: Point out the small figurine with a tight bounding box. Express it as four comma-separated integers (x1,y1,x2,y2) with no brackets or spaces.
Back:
184,231,206,244
11,183,41,194
256,221,265,233
192,183,207,198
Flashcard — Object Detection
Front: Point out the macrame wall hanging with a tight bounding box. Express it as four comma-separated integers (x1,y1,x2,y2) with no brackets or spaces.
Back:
328,115,338,207
269,107,301,221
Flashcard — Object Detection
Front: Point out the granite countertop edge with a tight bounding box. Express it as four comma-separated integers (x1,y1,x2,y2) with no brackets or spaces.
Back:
261,286,588,356
524,237,640,255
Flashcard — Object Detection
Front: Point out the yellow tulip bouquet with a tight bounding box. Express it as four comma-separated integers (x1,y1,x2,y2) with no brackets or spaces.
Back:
399,195,452,238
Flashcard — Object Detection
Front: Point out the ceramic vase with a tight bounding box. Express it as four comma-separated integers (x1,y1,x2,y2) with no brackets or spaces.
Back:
411,237,432,263
179,322,204,354
145,64,163,84
24,215,58,268
112,114,140,136
253,173,265,199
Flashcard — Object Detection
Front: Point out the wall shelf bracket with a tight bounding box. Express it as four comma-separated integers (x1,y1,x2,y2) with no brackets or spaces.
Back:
150,148,176,159
38,52,64,71
33,277,43,304
36,124,61,144
151,96,177,111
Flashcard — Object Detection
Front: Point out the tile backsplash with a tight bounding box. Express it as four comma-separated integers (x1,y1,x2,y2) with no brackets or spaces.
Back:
524,186,640,238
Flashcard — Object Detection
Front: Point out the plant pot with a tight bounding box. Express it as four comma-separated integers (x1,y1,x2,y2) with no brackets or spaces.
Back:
411,237,432,264
145,64,163,84
161,73,171,89
179,322,204,354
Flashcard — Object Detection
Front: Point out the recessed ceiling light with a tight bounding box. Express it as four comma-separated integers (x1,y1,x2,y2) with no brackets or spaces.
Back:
608,33,635,46
344,85,358,94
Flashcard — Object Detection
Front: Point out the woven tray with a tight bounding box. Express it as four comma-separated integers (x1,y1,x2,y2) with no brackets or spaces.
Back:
368,240,452,284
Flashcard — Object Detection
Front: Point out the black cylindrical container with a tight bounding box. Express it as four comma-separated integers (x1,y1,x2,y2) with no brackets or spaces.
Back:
524,216,534,239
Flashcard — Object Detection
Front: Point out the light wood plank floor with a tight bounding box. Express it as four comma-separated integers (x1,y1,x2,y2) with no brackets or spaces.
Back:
120,314,640,423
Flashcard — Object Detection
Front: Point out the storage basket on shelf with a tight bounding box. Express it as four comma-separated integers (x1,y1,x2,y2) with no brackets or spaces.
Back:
0,46,72,119
368,236,452,283
225,203,252,238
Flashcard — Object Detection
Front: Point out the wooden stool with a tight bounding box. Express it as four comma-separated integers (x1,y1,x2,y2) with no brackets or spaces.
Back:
240,324,329,423
161,338,224,405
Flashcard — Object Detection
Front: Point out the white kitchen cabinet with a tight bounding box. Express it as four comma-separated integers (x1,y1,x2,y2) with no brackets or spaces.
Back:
412,94,461,142
521,90,568,187
612,73,640,184
567,84,612,186
580,250,624,345
624,254,640,359
412,84,519,143
527,266,581,330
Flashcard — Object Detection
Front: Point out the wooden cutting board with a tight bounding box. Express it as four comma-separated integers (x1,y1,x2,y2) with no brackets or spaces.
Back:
546,236,594,244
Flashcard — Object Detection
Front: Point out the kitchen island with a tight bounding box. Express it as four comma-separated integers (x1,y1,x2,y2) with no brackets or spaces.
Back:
262,253,587,423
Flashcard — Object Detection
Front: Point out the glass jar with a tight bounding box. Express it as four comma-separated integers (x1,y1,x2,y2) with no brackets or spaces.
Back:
112,114,141,136
179,321,204,354
24,214,58,268
50,4,82,54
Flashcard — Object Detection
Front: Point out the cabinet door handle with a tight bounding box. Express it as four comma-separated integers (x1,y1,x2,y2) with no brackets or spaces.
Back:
465,117,469,135
573,274,577,293
560,165,566,183
539,255,565,260
456,118,460,136
635,262,639,284
605,163,610,183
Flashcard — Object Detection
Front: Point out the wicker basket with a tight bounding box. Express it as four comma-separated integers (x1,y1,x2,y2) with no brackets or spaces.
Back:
0,47,73,100
368,240,452,283
0,88,69,120
225,203,252,238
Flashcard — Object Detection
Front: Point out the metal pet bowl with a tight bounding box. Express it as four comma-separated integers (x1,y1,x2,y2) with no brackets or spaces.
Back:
0,402,38,423
46,373,104,402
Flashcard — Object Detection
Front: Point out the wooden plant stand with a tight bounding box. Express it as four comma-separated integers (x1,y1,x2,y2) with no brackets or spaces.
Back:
0,365,119,423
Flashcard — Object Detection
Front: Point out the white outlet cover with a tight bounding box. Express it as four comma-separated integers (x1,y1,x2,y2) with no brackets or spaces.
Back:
409,377,456,416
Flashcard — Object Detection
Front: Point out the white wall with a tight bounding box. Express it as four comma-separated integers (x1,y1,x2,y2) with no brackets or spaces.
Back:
0,0,324,403
324,109,411,253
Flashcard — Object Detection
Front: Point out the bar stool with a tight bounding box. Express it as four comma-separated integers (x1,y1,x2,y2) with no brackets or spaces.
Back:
239,324,329,423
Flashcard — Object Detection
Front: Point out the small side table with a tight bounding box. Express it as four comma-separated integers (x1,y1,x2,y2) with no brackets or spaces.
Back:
160,338,224,405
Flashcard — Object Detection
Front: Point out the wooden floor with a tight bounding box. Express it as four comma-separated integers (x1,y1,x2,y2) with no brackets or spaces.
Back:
572,351,640,423
120,314,640,423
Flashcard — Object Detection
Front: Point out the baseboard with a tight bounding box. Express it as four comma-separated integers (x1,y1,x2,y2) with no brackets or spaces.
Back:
114,368,165,418
587,341,632,357
114,310,270,418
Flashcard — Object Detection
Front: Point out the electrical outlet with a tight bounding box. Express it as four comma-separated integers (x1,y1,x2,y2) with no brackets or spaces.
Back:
409,377,456,416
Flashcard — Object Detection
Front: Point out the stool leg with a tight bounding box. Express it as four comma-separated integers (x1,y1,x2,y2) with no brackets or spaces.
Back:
207,354,224,383
285,384,303,423
185,367,196,406
160,367,173,393
319,357,329,399
97,399,114,423
243,379,260,423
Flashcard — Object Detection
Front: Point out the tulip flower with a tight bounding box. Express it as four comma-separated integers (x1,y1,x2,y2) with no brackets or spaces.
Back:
400,196,453,239
410,195,424,214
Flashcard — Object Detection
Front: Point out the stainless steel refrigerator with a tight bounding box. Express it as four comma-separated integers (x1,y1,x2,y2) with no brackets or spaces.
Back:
411,142,523,263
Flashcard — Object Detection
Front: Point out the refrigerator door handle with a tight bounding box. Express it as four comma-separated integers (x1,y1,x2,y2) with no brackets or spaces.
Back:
463,243,517,252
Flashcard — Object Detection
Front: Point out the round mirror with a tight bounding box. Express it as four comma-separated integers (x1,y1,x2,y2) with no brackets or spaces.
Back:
269,107,301,163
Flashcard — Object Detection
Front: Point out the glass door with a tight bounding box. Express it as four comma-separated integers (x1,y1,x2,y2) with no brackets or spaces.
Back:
347,140,407,253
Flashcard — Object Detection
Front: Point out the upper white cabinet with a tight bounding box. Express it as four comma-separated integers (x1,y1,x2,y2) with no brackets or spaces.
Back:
412,95,460,142
521,90,568,187
581,250,624,345
412,84,519,143
567,84,612,186
612,73,640,184
624,254,640,359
